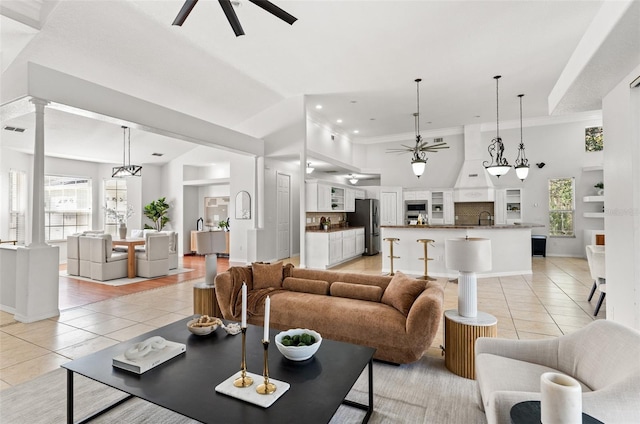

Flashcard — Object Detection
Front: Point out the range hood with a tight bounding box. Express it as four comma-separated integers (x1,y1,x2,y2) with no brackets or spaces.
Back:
453,125,495,202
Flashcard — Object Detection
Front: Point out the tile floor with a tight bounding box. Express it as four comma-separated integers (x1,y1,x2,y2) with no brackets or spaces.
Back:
0,255,603,391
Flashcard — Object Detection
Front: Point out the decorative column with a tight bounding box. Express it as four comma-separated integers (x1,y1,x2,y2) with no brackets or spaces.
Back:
445,237,492,317
15,98,60,322
29,98,50,247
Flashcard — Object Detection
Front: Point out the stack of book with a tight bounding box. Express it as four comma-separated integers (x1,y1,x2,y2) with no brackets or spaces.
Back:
112,340,186,374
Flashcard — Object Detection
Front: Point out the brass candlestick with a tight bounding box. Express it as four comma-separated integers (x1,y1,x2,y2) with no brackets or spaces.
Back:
256,340,276,395
233,327,253,388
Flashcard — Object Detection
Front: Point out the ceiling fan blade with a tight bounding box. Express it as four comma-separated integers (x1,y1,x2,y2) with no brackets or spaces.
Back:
172,0,199,26
248,0,297,25
218,0,245,36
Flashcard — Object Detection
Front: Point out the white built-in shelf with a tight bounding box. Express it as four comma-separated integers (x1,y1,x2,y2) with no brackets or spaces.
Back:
583,212,605,218
583,196,604,202
582,165,603,172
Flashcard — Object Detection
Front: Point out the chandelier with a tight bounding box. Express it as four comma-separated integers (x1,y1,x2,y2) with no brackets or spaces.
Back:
386,78,449,178
112,126,142,178
514,94,530,181
484,75,511,178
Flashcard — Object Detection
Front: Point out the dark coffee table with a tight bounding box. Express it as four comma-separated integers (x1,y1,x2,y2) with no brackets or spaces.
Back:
510,401,604,424
62,318,374,424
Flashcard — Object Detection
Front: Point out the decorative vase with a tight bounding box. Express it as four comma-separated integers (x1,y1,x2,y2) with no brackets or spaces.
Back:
540,372,582,424
597,189,604,196
118,223,127,240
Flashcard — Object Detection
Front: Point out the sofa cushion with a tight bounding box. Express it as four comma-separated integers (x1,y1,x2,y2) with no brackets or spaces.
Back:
283,277,329,295
331,282,383,303
381,271,425,316
252,261,284,289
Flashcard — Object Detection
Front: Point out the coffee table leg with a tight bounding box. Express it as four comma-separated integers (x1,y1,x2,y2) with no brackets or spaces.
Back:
342,358,374,424
67,369,74,424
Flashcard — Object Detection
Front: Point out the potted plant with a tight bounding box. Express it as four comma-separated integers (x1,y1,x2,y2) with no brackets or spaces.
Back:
144,197,170,231
594,182,604,196
219,218,230,232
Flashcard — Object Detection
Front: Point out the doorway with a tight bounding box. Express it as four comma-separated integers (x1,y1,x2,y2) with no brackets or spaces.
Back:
276,172,291,260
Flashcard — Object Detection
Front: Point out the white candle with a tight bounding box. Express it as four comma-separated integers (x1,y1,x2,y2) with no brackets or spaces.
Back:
263,296,270,342
241,282,247,328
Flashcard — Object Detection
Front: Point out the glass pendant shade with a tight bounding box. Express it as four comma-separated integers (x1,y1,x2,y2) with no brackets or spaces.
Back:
412,159,426,177
484,76,510,178
515,165,529,181
349,175,359,185
486,165,511,177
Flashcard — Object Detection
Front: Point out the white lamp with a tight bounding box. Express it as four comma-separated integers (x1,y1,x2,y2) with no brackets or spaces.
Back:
196,231,227,286
445,237,492,318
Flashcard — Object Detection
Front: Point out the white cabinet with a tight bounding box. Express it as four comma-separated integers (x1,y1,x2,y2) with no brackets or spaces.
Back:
354,189,366,200
342,230,356,259
403,191,416,201
583,196,604,218
403,190,429,201
355,228,365,255
495,188,522,224
329,232,343,265
345,189,356,212
429,190,454,224
305,229,364,269
380,191,398,225
306,182,332,212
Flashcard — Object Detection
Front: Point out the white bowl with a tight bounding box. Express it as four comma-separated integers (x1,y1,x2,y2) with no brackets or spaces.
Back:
275,328,322,361
187,317,220,336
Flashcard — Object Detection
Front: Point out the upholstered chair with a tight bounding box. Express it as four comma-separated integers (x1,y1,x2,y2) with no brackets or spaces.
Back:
136,233,169,278
78,235,94,278
66,234,81,276
88,234,128,281
160,231,179,270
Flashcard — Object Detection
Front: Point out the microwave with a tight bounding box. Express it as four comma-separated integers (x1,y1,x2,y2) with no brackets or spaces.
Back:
406,203,427,212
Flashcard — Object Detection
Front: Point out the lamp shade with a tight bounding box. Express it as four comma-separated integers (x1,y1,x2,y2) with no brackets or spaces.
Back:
445,238,492,272
412,159,426,177
196,231,226,255
515,165,529,181
485,165,511,177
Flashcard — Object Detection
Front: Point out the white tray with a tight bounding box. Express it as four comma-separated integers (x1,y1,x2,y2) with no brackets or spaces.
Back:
215,371,290,408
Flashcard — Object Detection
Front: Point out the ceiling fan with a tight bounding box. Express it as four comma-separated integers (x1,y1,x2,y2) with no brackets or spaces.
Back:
172,0,297,37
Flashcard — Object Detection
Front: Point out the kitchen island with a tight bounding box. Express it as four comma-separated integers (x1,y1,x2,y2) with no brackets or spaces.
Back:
380,224,544,278
306,226,366,269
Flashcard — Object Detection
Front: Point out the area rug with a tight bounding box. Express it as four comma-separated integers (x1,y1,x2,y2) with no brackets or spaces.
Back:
59,268,194,286
0,355,486,424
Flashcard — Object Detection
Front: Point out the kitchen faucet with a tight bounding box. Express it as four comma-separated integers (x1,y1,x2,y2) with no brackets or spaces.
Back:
478,211,493,225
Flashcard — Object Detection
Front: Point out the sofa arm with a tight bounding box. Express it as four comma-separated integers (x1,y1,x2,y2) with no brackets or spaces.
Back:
475,337,560,370
214,271,238,320
406,282,444,342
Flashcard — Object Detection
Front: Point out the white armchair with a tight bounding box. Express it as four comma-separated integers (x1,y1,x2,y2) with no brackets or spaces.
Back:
88,234,128,281
161,231,179,270
67,234,81,276
136,233,169,278
475,320,640,424
78,235,94,278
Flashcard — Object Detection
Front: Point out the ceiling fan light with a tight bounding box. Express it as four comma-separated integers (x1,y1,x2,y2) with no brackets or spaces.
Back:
515,165,529,181
306,162,314,174
412,159,426,178
348,174,359,185
485,165,511,177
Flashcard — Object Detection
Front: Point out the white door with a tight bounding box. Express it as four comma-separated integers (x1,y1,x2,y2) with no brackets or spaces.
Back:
276,173,290,260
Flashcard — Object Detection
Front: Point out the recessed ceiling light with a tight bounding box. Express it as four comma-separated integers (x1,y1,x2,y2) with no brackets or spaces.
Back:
336,119,343,123
353,130,359,134
350,100,357,104
370,118,376,121
315,105,323,109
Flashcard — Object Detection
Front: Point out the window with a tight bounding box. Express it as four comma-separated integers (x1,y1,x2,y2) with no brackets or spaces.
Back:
104,179,128,237
8,169,27,244
548,178,575,237
44,176,92,241
585,126,603,152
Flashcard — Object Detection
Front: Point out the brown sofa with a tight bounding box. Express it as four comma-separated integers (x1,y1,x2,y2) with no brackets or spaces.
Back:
214,263,444,364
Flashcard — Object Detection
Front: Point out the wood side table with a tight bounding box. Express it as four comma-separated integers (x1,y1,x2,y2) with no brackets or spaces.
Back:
112,238,145,278
444,309,497,379
193,282,221,318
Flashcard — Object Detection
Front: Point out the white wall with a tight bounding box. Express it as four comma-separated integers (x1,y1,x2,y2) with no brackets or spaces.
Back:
602,64,640,329
306,117,354,164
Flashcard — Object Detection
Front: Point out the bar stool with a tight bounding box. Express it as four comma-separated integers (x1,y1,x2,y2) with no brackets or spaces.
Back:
384,237,400,276
417,238,436,280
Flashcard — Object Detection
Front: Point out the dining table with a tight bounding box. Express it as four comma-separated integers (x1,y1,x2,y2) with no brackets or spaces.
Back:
112,238,145,278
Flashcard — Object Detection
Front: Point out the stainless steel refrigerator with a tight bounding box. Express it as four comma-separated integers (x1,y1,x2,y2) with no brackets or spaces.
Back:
346,199,380,256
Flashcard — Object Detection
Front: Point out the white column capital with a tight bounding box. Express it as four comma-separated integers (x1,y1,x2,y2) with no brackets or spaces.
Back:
29,98,50,108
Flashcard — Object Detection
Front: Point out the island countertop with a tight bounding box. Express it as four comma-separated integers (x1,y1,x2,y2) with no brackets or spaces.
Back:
306,226,365,233
381,223,544,230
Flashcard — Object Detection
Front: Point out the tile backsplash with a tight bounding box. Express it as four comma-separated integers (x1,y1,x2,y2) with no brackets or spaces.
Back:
454,202,495,225
306,212,347,229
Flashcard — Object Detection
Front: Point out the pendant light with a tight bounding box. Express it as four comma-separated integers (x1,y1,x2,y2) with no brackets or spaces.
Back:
349,174,359,185
484,75,510,178
411,79,427,178
111,126,142,178
306,162,314,174
514,94,530,181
